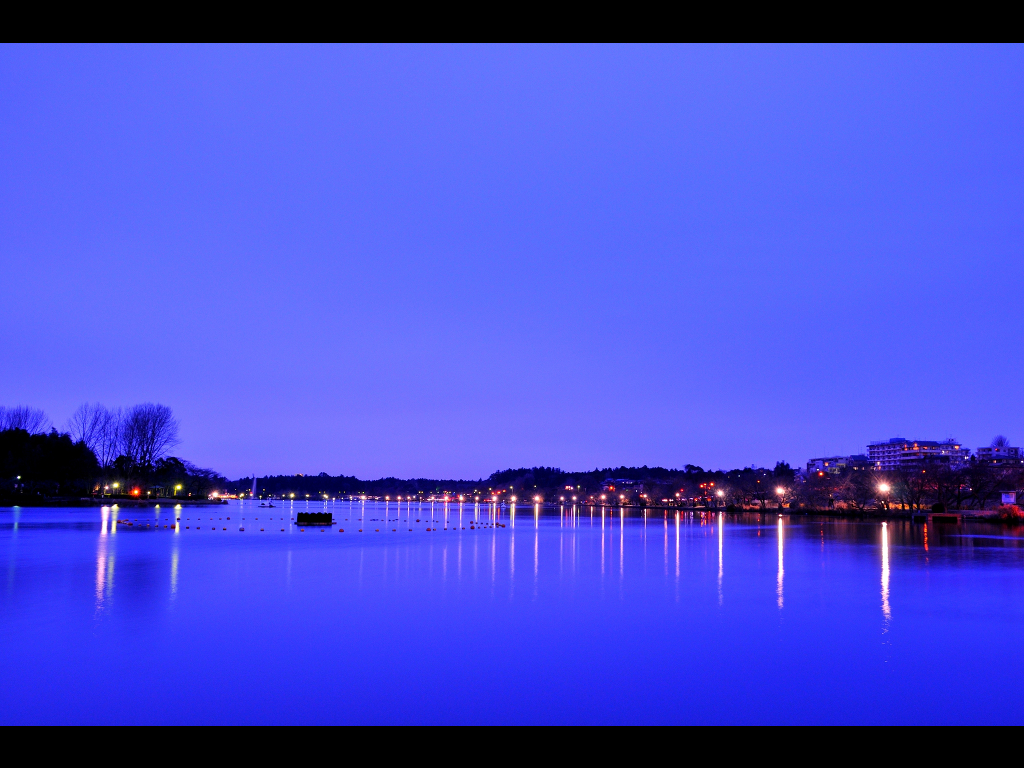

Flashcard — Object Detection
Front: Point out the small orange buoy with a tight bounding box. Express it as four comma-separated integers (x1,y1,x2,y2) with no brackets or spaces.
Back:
340,529,344,532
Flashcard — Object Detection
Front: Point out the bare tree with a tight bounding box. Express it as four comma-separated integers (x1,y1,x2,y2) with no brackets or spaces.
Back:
893,468,929,511
119,403,179,467
66,403,122,468
843,471,879,511
965,462,1000,511
0,406,52,434
67,403,104,446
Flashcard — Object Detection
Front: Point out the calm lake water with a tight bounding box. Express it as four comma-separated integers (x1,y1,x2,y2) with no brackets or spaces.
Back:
2,500,1023,724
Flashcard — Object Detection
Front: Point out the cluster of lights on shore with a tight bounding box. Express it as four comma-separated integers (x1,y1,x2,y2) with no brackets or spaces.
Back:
243,482,896,504
101,481,186,497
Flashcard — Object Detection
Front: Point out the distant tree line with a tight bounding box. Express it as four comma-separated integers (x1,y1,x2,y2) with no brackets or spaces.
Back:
231,457,1023,516
0,403,224,501
230,463,801,505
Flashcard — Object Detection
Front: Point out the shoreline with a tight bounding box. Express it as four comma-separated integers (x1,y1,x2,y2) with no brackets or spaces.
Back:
0,498,229,508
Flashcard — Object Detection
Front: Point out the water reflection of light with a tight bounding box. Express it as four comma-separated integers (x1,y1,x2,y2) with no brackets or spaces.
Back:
534,529,539,587
170,547,179,597
95,535,106,603
100,506,109,535
94,532,114,612
601,508,606,576
619,507,624,579
881,522,891,623
675,512,680,580
718,512,724,605
776,516,784,609
663,514,668,576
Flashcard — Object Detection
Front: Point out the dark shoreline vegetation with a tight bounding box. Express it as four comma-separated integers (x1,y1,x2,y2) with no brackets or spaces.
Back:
2,404,1021,521
0,404,224,506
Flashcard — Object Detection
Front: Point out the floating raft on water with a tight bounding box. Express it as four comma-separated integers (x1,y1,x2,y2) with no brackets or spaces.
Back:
295,512,334,526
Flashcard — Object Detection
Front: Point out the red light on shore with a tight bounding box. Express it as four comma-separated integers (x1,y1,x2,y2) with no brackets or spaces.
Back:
132,488,140,496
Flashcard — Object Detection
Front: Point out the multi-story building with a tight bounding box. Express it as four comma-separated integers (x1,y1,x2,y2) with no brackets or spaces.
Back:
868,438,970,471
975,443,1024,467
806,455,871,475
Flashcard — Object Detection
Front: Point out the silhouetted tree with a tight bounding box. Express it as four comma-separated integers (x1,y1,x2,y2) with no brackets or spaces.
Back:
0,428,98,496
119,403,179,467
67,403,122,468
0,406,51,434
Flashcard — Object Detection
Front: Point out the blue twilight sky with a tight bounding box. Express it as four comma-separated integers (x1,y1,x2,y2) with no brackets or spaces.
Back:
1,45,1022,480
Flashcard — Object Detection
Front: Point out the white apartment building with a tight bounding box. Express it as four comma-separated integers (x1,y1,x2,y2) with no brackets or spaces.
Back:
868,438,970,471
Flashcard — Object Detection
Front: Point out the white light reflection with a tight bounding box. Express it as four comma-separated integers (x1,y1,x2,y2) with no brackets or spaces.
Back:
619,506,624,580
170,547,179,597
674,512,680,580
776,515,784,609
718,511,723,605
663,513,668,577
508,531,514,597
533,528,539,598
881,522,891,623
94,531,114,613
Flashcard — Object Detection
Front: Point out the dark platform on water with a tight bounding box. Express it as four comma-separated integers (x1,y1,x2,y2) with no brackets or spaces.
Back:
295,512,334,526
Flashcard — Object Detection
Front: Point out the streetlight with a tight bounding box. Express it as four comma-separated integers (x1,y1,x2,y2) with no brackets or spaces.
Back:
174,484,182,497
877,482,892,511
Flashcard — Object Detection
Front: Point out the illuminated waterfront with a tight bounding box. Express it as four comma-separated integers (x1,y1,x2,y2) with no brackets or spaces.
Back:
2,501,1024,724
